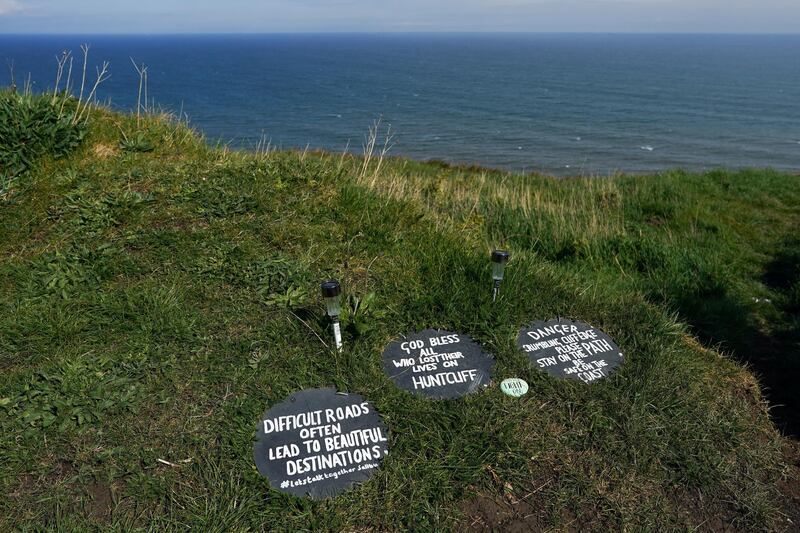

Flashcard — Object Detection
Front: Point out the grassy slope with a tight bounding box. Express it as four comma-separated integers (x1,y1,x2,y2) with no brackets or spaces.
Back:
364,158,800,435
1,101,798,531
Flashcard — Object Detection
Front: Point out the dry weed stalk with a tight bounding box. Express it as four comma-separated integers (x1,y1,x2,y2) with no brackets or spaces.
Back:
60,55,74,115
337,140,351,173
359,118,395,182
52,50,72,104
256,132,273,161
130,58,149,127
6,59,16,92
22,73,33,95
70,45,110,124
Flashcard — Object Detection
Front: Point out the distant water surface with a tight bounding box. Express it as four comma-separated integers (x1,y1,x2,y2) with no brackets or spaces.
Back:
2,33,799,175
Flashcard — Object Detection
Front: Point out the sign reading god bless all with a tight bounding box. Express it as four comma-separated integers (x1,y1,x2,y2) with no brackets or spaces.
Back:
253,388,389,499
382,329,494,399
517,319,623,383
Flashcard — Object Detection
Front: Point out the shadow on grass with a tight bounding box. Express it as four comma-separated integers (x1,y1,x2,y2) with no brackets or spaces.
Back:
675,237,800,437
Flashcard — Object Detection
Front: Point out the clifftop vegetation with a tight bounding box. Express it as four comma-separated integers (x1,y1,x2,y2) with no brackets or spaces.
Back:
1,91,799,530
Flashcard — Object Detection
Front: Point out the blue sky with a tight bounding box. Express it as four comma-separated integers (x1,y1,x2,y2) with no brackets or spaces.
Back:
1,0,799,34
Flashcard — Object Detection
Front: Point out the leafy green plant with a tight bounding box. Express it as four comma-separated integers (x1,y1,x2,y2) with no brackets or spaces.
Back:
264,286,309,309
0,91,85,190
1,356,142,434
340,292,386,337
29,245,117,298
189,184,258,217
58,190,155,233
247,255,310,296
119,131,155,153
38,251,97,299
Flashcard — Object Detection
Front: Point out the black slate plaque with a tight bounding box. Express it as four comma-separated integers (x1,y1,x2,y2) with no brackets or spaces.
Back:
382,329,494,399
517,319,624,383
253,388,389,499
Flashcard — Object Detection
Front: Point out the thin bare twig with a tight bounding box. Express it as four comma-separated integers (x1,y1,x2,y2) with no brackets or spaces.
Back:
359,117,395,182
76,61,110,124
52,50,71,104
59,55,74,116
337,139,351,173
6,59,16,92
78,44,89,109
130,58,148,127
289,311,329,348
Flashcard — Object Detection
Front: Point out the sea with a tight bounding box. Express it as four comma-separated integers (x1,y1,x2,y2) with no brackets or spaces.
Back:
2,33,799,175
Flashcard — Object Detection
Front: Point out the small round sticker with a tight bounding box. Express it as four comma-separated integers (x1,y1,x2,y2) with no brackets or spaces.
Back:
500,378,529,397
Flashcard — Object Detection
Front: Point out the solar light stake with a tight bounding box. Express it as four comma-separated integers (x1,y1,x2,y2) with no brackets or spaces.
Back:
321,280,343,351
491,250,510,302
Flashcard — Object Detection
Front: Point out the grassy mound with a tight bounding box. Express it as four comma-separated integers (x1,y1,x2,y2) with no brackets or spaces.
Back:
1,95,798,531
0,91,85,190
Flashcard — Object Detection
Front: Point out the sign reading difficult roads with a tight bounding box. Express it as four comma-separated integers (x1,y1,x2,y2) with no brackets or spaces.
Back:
382,329,494,399
253,388,389,499
517,319,624,383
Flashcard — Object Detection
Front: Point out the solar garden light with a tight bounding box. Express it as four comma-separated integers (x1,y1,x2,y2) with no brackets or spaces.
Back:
491,250,510,302
321,280,343,351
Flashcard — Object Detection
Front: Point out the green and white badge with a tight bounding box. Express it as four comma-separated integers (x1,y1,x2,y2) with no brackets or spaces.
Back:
500,378,529,397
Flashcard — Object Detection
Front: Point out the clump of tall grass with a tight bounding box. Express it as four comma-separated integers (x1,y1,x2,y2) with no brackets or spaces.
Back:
255,132,274,161
119,57,200,153
354,158,626,245
1,45,112,193
358,118,395,181
0,91,86,193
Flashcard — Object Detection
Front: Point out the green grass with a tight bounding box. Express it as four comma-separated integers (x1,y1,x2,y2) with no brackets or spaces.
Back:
0,91,85,191
1,94,798,531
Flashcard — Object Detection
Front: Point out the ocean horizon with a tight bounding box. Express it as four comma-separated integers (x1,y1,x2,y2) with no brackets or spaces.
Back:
2,33,799,175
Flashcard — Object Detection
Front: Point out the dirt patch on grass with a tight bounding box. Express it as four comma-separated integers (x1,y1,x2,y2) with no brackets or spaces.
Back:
458,483,750,532
36,458,78,486
456,465,571,532
7,473,38,500
665,487,742,532
9,458,120,523
93,143,119,159
9,458,75,497
85,480,116,521
457,490,551,532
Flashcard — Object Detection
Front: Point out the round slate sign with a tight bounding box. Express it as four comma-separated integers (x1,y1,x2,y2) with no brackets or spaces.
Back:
253,388,389,500
382,329,494,399
517,319,624,383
